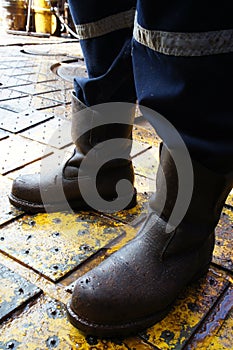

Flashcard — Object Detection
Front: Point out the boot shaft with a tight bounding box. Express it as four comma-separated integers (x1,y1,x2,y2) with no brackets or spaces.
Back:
150,145,233,229
71,92,135,159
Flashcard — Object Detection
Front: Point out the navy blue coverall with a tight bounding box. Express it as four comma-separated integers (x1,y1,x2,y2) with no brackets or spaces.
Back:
68,0,233,174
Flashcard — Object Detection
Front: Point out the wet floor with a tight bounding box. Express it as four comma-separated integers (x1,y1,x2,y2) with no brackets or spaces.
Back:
0,27,232,349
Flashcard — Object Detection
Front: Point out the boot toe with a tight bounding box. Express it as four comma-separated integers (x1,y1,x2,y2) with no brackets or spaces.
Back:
9,174,43,212
66,242,163,337
68,272,121,327
67,261,138,337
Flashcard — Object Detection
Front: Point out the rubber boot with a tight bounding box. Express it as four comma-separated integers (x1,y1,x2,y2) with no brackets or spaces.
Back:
67,145,233,337
9,93,137,213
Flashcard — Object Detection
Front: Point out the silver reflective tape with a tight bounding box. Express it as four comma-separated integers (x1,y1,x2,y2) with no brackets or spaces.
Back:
134,21,233,56
75,9,135,40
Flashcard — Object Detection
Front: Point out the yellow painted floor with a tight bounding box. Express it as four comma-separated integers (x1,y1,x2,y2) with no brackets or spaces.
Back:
0,26,232,350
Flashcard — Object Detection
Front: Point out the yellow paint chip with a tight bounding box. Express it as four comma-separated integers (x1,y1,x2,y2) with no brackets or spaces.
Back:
0,295,147,350
0,263,41,322
0,212,136,281
214,208,233,272
140,268,229,349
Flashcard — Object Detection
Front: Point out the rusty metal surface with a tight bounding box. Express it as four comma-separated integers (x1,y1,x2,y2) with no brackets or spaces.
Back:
1,66,39,78
44,79,74,90
21,117,72,149
213,208,233,272
0,76,32,89
186,284,233,349
24,95,64,110
131,140,151,158
0,212,135,281
124,338,156,349
17,73,56,84
7,148,73,181
135,173,156,195
0,252,72,307
1,60,38,70
0,95,61,112
0,263,41,323
140,267,229,349
107,193,149,228
105,151,158,226
0,175,23,225
132,126,156,152
11,83,61,96
133,145,159,180
205,307,233,350
0,135,52,175
44,104,72,120
0,295,152,350
0,108,52,133
35,89,72,104
133,125,161,148
0,99,32,113
1,60,55,81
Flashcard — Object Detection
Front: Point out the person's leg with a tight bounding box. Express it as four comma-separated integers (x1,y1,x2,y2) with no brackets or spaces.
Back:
68,0,136,105
133,0,233,173
9,0,137,213
67,0,233,337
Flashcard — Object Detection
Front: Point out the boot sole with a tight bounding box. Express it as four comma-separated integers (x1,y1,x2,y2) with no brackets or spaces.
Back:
66,300,171,338
66,263,210,338
8,188,137,214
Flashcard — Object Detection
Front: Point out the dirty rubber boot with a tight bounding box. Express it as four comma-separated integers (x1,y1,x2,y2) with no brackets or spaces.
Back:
9,93,137,213
67,145,233,337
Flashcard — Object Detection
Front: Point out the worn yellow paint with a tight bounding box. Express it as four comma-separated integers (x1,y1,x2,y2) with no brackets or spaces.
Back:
0,263,41,322
186,284,233,349
214,208,233,272
140,267,229,349
0,253,71,305
133,125,161,148
106,171,157,228
124,337,155,349
62,227,138,290
0,295,151,350
61,211,141,287
61,251,107,289
0,278,17,303
131,124,161,158
205,309,233,349
0,212,136,281
107,192,148,228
